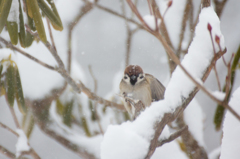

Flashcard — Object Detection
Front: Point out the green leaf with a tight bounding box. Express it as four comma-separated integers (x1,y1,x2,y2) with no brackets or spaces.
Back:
46,0,63,31
0,64,3,75
56,99,64,115
6,64,15,107
214,45,240,130
7,21,18,45
26,0,33,18
18,0,26,47
89,99,97,121
18,0,34,48
15,66,27,114
63,100,74,127
214,105,225,130
0,82,5,96
27,0,47,43
28,15,36,31
26,115,35,138
37,0,63,31
0,0,13,33
81,116,91,137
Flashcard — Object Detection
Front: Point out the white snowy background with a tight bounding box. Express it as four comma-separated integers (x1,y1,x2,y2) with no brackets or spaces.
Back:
0,0,240,158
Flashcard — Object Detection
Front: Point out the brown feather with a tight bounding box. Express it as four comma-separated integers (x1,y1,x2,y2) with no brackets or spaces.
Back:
146,74,165,101
124,65,143,77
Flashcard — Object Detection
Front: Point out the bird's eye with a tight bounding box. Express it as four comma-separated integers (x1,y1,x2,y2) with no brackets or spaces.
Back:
124,76,127,79
140,76,144,79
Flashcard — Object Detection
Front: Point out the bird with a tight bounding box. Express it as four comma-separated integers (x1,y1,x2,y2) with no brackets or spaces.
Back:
119,65,165,118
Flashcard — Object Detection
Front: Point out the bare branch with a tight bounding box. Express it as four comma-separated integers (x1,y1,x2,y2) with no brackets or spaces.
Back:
208,25,221,91
46,19,57,52
0,122,19,136
157,125,188,147
6,100,21,129
151,0,174,49
0,37,56,71
89,65,104,135
89,1,143,28
68,2,93,73
0,145,15,159
176,0,191,57
22,27,125,110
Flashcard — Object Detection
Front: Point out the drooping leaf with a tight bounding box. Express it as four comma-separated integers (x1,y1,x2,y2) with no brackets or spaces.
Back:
0,64,3,75
0,81,5,96
46,0,63,31
89,99,97,121
81,116,91,137
37,0,63,31
18,0,34,48
18,0,26,47
15,66,27,114
27,0,47,42
28,15,36,31
56,99,64,115
63,100,74,127
26,0,33,18
0,0,13,33
26,115,35,138
6,64,15,107
7,21,18,45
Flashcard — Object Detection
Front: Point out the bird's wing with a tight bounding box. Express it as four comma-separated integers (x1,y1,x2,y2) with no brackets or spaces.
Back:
146,74,165,101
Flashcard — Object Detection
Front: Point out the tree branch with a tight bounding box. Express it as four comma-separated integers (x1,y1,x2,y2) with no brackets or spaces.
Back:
0,122,19,136
157,125,188,147
0,37,56,71
68,2,93,73
0,145,15,159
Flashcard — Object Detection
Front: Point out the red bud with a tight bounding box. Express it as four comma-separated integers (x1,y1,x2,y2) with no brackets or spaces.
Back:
207,23,212,32
215,35,220,44
168,0,172,7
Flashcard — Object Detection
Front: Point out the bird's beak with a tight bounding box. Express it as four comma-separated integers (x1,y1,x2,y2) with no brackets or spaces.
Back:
130,75,136,81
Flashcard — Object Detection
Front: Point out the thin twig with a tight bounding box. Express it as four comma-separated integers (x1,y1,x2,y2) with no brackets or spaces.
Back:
8,105,20,129
88,65,104,135
0,122,19,136
0,37,56,71
157,125,188,147
120,0,139,67
186,3,201,53
0,145,15,159
87,0,143,28
128,0,176,73
68,2,93,73
21,27,125,110
46,18,57,52
147,0,153,15
208,26,221,91
176,0,191,57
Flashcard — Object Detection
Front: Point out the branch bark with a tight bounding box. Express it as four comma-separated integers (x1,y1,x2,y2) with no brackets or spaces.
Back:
157,125,188,147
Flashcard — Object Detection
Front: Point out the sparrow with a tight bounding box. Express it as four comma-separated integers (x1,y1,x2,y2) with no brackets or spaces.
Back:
119,65,165,117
